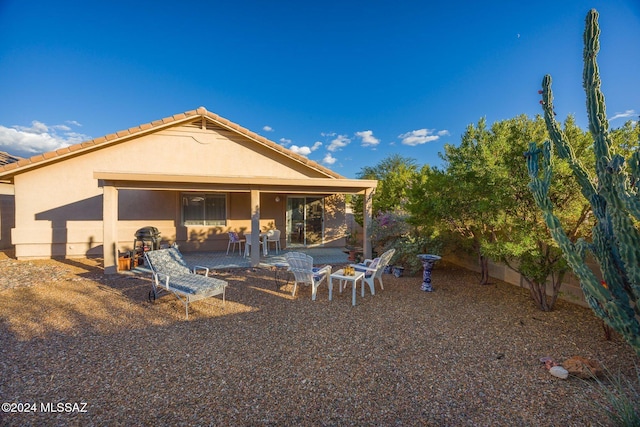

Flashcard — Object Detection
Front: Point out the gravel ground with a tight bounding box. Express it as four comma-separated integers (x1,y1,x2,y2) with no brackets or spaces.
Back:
0,253,638,426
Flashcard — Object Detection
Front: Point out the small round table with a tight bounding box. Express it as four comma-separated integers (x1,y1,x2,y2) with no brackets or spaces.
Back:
417,254,441,292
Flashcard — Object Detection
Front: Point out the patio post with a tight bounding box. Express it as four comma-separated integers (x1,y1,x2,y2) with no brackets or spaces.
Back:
250,189,261,267
102,184,118,274
363,187,374,259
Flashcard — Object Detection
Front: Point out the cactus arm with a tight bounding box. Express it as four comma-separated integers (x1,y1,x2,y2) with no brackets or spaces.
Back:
540,76,597,200
583,9,613,171
541,75,631,304
582,9,640,305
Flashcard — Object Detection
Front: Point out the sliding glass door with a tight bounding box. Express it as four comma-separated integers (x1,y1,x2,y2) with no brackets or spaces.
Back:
286,196,324,247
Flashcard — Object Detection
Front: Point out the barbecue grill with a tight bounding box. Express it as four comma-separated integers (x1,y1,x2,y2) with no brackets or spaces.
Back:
132,227,161,266
134,226,161,251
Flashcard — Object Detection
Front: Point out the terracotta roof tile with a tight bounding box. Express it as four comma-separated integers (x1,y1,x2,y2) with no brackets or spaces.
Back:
115,130,130,138
56,147,71,155
139,123,153,131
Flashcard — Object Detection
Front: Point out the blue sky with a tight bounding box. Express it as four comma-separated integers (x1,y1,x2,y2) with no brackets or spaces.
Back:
0,1,638,178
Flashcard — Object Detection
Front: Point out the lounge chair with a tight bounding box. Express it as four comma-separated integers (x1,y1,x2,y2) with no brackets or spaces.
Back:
145,246,227,319
350,248,396,295
284,252,332,300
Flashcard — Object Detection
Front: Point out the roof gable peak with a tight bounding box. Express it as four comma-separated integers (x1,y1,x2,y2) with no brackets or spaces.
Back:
0,107,344,180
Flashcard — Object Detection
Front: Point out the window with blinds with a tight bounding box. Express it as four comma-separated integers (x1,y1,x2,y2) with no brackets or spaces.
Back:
182,193,227,226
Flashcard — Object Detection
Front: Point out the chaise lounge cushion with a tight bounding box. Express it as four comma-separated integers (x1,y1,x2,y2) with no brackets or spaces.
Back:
162,273,227,296
145,247,226,296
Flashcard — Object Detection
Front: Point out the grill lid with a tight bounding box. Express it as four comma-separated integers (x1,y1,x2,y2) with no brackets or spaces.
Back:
135,226,161,239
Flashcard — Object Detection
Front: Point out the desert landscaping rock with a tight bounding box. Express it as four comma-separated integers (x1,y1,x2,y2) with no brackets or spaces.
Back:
0,253,638,426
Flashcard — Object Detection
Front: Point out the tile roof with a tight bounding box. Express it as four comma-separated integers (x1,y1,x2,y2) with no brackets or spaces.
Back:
0,151,22,166
0,107,344,179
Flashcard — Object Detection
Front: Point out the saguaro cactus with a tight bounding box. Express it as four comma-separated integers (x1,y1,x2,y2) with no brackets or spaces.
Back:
525,9,640,356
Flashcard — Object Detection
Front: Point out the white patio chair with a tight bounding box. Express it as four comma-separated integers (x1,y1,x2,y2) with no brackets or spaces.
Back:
284,251,331,300
244,232,265,257
266,229,281,254
350,248,396,295
226,231,245,255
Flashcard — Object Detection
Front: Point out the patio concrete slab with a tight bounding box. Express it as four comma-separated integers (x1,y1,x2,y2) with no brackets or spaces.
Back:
130,247,348,274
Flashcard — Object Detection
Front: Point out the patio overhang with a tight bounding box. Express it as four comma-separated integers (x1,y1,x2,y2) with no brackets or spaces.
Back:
94,171,377,194
94,172,377,273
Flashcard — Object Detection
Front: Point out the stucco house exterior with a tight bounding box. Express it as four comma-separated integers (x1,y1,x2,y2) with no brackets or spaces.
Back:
0,107,377,273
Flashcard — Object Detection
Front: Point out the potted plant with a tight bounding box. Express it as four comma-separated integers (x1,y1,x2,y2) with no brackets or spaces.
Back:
345,229,359,261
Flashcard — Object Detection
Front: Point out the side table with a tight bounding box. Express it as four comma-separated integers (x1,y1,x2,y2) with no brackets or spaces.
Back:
330,269,365,306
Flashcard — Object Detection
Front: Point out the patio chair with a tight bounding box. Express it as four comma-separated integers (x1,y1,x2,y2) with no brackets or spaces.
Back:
266,229,281,254
350,248,396,295
145,246,227,319
244,232,266,257
284,251,332,300
226,231,245,255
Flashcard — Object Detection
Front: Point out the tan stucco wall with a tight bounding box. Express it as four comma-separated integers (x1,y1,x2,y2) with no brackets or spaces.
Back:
445,252,590,308
10,122,348,258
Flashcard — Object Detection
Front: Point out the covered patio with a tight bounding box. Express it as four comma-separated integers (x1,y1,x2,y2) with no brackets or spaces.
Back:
98,172,377,274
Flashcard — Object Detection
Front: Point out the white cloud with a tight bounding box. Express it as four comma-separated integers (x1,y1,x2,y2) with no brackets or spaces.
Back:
327,134,350,152
610,109,637,121
398,128,449,146
355,130,380,147
0,120,91,158
263,125,274,132
279,137,292,145
288,141,322,157
289,145,311,156
322,153,337,165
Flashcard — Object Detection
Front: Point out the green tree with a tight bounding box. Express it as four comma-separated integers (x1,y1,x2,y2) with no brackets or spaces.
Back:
409,115,593,310
351,154,418,226
408,117,506,285
481,115,593,310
